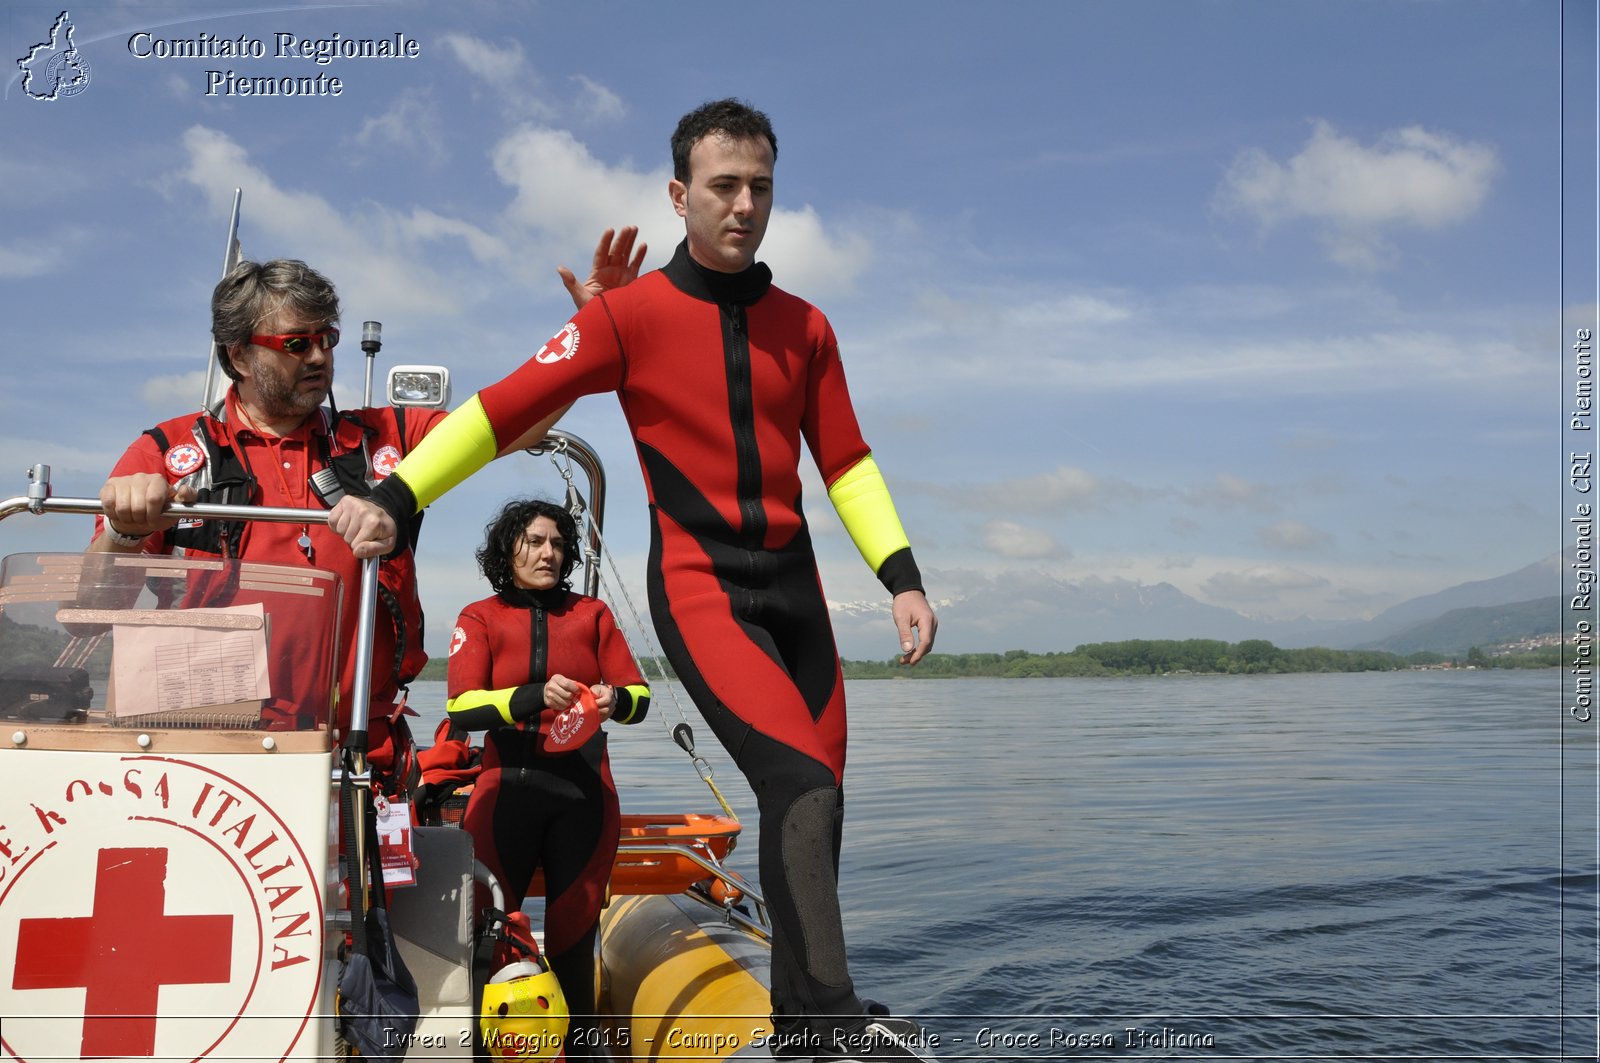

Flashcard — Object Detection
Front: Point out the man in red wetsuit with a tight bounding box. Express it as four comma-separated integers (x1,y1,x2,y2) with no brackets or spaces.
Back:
333,99,940,1062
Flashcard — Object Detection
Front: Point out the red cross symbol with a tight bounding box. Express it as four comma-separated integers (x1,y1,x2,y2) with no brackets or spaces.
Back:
534,323,578,364
12,846,234,1058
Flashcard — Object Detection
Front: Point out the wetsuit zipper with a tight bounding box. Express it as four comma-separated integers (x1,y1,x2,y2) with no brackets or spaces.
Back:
724,306,765,545
723,305,766,611
532,603,548,697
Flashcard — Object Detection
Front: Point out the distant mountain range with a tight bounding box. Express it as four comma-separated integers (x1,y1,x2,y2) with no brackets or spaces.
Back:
1344,555,1563,647
1358,597,1558,656
827,554,1568,659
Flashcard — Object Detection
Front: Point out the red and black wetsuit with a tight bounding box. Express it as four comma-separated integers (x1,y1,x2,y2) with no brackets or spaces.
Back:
375,241,925,1031
446,587,647,1053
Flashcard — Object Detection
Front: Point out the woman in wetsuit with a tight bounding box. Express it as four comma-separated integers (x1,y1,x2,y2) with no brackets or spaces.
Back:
446,498,650,1060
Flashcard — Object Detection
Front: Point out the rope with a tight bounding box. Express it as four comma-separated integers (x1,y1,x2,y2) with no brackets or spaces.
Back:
544,444,740,822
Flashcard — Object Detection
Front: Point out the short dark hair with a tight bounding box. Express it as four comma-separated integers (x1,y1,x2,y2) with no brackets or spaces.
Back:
475,497,582,596
671,98,778,183
211,259,339,381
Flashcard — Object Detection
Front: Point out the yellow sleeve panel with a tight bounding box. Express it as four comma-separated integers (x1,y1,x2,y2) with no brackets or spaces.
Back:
612,683,653,725
827,454,912,574
391,394,500,512
446,687,519,728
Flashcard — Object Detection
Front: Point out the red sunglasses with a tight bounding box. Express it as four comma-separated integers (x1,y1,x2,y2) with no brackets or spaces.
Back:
249,327,340,355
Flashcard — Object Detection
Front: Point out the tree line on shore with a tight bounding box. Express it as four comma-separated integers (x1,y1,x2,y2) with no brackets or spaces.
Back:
405,637,1559,682
837,638,1561,679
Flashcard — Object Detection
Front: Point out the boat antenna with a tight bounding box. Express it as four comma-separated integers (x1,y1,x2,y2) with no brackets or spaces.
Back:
201,188,244,416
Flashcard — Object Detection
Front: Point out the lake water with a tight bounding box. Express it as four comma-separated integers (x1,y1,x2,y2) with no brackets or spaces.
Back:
408,669,1598,1061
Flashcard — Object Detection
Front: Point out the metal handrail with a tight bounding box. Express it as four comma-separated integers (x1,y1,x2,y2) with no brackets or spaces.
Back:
525,428,608,598
0,489,381,750
0,427,615,752
615,838,768,911
3,479,387,914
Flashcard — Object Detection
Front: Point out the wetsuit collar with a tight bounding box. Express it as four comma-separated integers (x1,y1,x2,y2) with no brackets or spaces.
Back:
499,585,570,611
662,239,772,306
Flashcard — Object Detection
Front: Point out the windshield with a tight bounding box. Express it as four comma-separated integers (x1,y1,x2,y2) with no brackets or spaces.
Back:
0,552,342,737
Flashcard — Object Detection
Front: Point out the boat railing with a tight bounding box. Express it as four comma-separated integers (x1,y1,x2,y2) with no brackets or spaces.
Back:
2,465,393,932
522,429,607,598
4,449,766,936
614,838,770,936
1,464,384,760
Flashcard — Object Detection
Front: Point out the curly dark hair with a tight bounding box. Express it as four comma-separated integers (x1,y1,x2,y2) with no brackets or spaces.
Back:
671,98,777,183
475,497,582,595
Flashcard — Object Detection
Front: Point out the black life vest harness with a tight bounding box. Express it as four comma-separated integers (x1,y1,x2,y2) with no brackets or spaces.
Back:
142,405,425,684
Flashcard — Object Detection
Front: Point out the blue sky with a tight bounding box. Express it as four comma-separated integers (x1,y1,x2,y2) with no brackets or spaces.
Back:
0,0,1589,659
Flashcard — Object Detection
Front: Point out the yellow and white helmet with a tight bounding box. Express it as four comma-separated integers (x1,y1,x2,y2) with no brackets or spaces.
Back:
480,956,569,1062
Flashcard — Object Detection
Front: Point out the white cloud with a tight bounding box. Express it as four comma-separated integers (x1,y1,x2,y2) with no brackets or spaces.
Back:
900,285,1132,343
757,204,870,300
1220,120,1498,269
0,216,93,278
438,33,526,77
0,157,89,204
970,465,1138,515
490,127,866,296
571,75,624,122
1257,519,1333,551
1200,564,1331,604
846,275,1540,402
0,239,68,279
399,207,515,268
438,33,552,120
351,89,447,164
1184,473,1280,514
439,38,627,127
1013,293,1134,328
980,519,1063,559
173,125,498,319
493,126,673,251
141,370,210,410
0,437,121,479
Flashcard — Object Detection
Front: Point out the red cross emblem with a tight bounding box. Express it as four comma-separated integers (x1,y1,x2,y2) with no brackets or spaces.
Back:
12,846,233,1058
164,442,205,477
534,323,579,364
372,444,402,478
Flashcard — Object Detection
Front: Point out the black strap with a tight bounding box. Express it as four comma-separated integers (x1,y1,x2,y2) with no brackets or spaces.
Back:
340,748,395,957
340,754,367,954
376,583,408,688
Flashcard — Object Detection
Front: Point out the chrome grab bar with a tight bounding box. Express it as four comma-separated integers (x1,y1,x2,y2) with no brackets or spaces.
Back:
0,489,381,749
615,839,769,929
525,429,607,598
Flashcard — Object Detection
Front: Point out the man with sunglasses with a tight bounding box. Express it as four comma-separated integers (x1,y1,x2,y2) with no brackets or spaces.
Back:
92,240,643,732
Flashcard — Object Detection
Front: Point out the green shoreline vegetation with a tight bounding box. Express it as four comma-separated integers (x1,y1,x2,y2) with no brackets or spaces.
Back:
408,638,1561,683
837,639,1561,679
0,617,1560,685
0,614,1559,686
